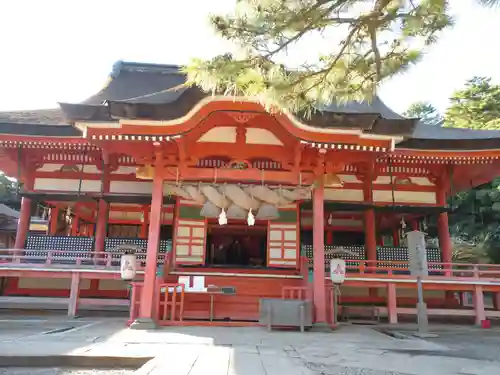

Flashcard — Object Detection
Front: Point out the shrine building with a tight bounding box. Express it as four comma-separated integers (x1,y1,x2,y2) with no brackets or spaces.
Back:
0,61,500,327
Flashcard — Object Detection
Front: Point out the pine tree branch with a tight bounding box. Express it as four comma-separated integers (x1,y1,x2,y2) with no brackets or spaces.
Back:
264,1,338,58
185,0,452,114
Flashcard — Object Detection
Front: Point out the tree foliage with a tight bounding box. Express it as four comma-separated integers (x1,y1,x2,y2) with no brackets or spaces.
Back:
404,77,500,263
184,0,451,114
449,177,500,263
444,77,500,129
477,0,500,7
404,101,442,126
437,76,500,263
0,173,17,203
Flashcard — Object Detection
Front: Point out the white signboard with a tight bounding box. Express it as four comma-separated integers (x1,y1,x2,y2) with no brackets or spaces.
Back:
330,258,346,284
406,230,429,277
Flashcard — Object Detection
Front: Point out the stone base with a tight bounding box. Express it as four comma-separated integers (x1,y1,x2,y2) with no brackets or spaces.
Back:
129,318,157,330
310,322,332,332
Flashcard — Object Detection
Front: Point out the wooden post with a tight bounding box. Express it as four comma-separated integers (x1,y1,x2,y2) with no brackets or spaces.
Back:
14,174,34,250
68,272,81,318
140,207,149,239
313,181,327,324
436,174,452,267
71,216,79,236
88,223,94,237
362,163,378,297
473,285,486,326
377,235,384,246
326,230,333,245
392,228,400,247
133,149,164,329
387,283,398,324
437,212,452,265
94,163,110,252
364,209,377,264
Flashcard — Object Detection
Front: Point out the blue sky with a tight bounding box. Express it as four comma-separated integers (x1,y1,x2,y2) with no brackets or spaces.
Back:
0,0,498,114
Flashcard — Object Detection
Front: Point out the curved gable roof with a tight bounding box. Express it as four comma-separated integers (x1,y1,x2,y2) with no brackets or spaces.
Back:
1,60,500,150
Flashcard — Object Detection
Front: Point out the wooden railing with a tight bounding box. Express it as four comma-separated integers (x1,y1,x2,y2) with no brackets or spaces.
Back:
298,256,500,280
1,250,500,280
342,260,500,278
301,244,444,268
0,249,166,270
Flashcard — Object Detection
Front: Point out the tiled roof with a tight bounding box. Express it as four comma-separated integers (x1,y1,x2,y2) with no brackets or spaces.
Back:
2,60,500,149
0,108,67,125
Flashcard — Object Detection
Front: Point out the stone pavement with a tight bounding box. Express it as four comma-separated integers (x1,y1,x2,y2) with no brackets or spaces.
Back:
0,317,500,375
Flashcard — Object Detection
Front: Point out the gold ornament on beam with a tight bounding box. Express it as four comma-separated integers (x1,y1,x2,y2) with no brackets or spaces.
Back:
323,173,343,188
136,165,154,180
394,176,412,185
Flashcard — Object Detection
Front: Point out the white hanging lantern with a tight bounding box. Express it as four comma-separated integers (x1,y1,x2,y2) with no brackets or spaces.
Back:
120,251,137,281
218,208,228,225
400,216,406,229
327,213,333,225
65,206,72,226
247,209,255,226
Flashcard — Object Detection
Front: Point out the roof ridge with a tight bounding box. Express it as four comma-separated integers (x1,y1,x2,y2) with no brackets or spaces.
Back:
0,108,60,114
111,60,183,78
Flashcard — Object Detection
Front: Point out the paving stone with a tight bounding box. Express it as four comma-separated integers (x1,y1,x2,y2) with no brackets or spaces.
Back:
1,318,500,375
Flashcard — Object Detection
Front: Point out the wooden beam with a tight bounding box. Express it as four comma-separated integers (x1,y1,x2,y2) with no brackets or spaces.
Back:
164,166,315,185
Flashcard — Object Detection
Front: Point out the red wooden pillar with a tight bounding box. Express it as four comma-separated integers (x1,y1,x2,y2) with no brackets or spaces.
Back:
326,230,333,245
94,164,110,252
312,181,327,324
473,285,486,325
364,209,377,265
362,162,377,297
387,283,398,324
140,207,149,239
437,183,452,266
88,223,94,236
133,149,164,329
377,235,384,246
14,174,34,249
71,216,79,236
392,228,400,247
49,207,59,235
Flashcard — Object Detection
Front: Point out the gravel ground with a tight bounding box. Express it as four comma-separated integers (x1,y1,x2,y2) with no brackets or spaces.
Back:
0,369,134,375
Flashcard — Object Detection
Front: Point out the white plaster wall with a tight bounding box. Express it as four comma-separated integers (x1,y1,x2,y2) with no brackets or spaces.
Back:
34,178,101,192
198,127,236,143
113,166,137,175
245,128,283,145
110,181,152,194
324,189,364,202
373,190,437,204
338,174,362,183
374,176,434,186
